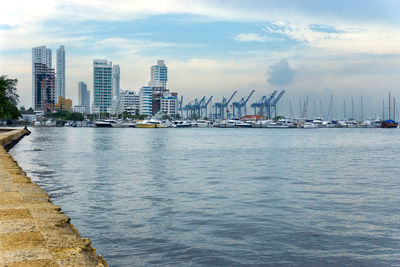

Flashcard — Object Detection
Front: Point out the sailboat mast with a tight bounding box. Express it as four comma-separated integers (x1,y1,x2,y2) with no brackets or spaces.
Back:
389,91,391,120
382,100,385,120
394,97,396,122
351,97,354,119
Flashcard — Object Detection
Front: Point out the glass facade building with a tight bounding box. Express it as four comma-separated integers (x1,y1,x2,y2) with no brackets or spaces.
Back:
93,59,113,113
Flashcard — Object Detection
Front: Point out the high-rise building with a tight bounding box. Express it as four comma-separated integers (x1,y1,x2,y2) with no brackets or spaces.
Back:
78,81,90,114
55,45,65,101
92,59,113,113
149,60,167,88
32,46,52,109
112,65,120,100
34,63,55,112
139,86,153,115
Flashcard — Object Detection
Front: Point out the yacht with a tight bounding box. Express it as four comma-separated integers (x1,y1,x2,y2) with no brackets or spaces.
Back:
193,120,211,128
94,120,113,127
171,121,191,128
303,120,317,128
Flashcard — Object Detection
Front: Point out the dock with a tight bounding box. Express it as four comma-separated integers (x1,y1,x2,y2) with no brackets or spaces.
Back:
0,128,107,266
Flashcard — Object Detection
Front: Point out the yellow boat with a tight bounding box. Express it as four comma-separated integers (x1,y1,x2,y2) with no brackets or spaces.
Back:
136,120,168,128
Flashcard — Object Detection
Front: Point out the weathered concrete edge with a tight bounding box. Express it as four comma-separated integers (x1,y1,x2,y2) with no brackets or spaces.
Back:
0,128,108,266
0,127,31,151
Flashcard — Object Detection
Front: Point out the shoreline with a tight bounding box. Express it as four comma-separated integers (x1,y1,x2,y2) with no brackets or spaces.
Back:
0,128,107,266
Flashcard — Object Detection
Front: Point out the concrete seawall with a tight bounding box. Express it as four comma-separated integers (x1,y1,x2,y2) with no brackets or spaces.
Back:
0,128,107,266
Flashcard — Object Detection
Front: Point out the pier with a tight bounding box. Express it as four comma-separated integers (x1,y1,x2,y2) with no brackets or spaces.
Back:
0,128,107,266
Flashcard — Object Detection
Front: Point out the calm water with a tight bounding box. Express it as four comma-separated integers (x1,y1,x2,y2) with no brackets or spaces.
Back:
10,127,400,266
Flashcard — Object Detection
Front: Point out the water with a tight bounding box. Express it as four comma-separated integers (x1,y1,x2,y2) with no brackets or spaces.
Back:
9,127,400,266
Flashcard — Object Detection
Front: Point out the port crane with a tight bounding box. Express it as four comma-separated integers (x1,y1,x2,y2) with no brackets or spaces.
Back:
213,91,237,120
178,96,184,118
271,90,285,118
200,96,213,118
231,90,255,119
250,90,285,118
251,91,277,117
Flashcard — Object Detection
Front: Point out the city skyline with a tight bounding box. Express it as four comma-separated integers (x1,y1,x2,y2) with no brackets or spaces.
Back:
1,0,400,117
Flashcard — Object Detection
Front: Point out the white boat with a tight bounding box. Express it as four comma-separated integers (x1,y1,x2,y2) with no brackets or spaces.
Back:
218,120,236,128
171,121,191,128
193,120,211,128
94,120,113,127
303,121,317,128
236,122,252,128
313,117,323,127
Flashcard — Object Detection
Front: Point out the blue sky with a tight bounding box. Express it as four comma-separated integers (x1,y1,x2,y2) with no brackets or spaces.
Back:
1,0,400,118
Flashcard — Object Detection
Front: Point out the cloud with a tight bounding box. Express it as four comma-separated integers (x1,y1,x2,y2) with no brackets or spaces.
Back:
267,59,295,85
263,21,400,55
234,33,268,42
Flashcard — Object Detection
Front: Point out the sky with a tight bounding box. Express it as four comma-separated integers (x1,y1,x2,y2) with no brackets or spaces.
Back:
1,0,400,118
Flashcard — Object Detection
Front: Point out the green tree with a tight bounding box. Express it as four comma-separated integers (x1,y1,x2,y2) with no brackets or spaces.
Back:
0,75,21,120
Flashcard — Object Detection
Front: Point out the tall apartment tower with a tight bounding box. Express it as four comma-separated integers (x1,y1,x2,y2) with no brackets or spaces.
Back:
78,81,90,114
149,60,168,88
34,63,55,112
32,46,52,109
112,65,120,100
55,45,65,102
139,86,153,115
93,59,113,113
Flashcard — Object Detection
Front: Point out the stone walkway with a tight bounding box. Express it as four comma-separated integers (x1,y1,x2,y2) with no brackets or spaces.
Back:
0,129,107,266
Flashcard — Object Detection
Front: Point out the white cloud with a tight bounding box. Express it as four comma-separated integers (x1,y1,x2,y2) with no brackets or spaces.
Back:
234,33,269,42
264,21,400,55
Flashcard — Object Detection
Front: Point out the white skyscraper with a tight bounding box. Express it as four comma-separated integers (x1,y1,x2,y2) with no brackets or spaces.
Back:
93,59,113,114
32,46,52,108
112,65,120,100
149,60,168,88
55,45,65,102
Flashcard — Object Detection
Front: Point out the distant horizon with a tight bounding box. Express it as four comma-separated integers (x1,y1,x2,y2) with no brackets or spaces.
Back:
1,0,400,117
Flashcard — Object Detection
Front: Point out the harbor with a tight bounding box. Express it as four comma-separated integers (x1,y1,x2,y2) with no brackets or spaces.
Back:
8,126,400,266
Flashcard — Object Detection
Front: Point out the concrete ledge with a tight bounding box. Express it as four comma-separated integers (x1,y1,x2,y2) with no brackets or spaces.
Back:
0,128,107,266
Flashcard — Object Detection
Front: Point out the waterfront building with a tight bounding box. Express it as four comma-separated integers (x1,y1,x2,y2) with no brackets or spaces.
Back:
139,86,153,115
92,59,113,114
54,97,72,112
34,63,55,112
78,81,90,114
72,105,86,114
20,110,37,122
112,65,120,100
32,46,52,109
149,60,167,88
120,90,139,115
55,45,65,102
151,87,169,115
160,93,178,116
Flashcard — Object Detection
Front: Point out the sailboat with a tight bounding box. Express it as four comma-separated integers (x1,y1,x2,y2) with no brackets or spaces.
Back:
382,91,398,128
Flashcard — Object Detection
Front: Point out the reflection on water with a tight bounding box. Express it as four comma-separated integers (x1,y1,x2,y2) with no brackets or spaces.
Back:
10,127,400,266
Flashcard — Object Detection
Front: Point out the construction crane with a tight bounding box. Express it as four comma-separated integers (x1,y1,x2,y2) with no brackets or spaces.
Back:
231,90,255,119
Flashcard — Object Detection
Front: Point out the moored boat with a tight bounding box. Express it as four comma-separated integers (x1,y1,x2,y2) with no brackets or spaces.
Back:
381,120,398,128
